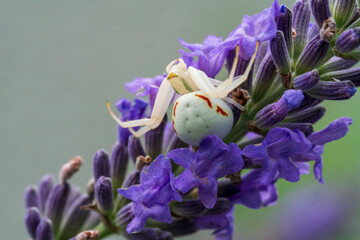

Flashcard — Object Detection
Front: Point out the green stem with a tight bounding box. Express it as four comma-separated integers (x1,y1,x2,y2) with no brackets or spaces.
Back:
224,86,286,144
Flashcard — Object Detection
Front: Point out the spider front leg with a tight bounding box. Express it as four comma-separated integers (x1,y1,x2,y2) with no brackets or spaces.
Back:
107,79,175,137
214,41,260,98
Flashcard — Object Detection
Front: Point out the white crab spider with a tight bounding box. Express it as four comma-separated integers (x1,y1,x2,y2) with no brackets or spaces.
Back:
107,42,259,146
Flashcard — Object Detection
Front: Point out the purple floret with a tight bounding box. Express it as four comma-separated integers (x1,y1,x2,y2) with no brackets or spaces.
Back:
117,155,181,233
167,135,244,208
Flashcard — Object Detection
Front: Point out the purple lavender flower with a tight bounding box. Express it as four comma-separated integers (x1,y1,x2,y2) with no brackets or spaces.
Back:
167,135,243,208
224,0,280,59
179,0,279,77
115,98,148,145
194,208,234,240
118,154,181,233
125,75,165,97
242,128,311,184
293,117,352,183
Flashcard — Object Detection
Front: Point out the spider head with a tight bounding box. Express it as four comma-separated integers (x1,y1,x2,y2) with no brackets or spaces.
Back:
165,58,198,95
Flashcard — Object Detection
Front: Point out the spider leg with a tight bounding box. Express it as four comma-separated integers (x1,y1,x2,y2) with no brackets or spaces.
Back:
187,67,216,95
214,41,259,98
107,79,175,137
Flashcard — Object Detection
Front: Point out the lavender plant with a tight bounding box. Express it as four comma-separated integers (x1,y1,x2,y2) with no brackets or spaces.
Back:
24,0,360,239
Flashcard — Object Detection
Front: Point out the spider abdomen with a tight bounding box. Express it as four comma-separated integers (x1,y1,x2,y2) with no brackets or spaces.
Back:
172,91,234,146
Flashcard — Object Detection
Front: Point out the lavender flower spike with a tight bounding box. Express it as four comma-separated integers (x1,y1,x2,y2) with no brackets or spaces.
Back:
118,155,181,233
167,135,243,208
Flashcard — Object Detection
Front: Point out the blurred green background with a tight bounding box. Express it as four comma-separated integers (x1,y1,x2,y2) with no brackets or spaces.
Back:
1,0,359,239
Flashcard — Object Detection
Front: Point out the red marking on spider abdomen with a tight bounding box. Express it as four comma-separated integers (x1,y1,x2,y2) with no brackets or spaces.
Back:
216,105,228,117
172,119,177,134
173,102,179,117
195,94,212,108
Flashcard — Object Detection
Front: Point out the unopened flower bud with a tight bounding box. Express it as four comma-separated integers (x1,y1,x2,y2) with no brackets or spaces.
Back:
25,207,41,239
38,174,55,213
95,176,114,215
171,199,207,217
290,93,323,112
320,67,360,86
285,106,326,124
292,0,311,61
255,90,304,128
204,198,231,215
333,0,356,29
59,155,83,183
36,218,54,240
293,69,320,90
123,227,173,240
307,23,320,42
128,136,145,164
116,203,134,227
110,141,128,190
86,178,95,197
93,149,110,181
122,170,140,188
270,31,291,74
145,116,167,159
336,28,360,53
310,0,332,29
252,53,278,102
82,211,101,230
75,230,99,240
44,183,70,233
277,5,293,53
65,186,82,212
307,80,357,100
60,194,92,239
254,41,269,74
295,35,329,75
25,185,38,209
317,57,358,75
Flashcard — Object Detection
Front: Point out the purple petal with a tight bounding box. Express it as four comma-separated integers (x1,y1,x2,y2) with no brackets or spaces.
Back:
308,117,352,145
198,177,218,208
167,148,196,169
175,169,198,194
117,185,141,202
277,157,300,182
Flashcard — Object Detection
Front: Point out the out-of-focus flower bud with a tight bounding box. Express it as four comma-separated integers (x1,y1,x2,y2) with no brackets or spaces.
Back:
93,149,110,181
95,176,114,215
123,227,173,240
255,90,304,128
128,136,145,164
59,155,83,183
293,69,320,90
277,5,293,54
295,35,329,75
310,0,331,29
171,199,207,217
317,57,358,75
145,116,167,159
59,194,92,239
25,185,38,209
333,0,356,29
307,23,320,42
285,106,326,124
270,31,291,74
116,203,134,227
320,67,360,86
336,28,360,53
38,174,55,213
110,141,128,191
307,80,357,100
252,53,278,103
36,218,54,240
293,0,311,61
25,207,41,239
44,183,70,233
